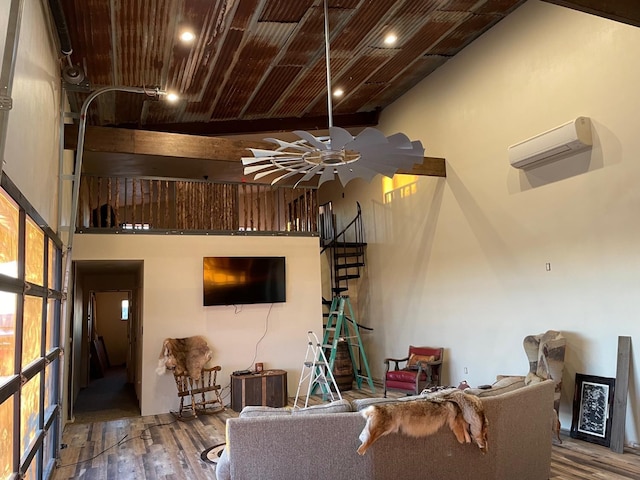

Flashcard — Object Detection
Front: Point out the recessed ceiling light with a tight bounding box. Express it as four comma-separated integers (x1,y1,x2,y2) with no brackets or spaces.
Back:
166,92,179,102
384,34,397,45
333,88,344,98
180,31,195,43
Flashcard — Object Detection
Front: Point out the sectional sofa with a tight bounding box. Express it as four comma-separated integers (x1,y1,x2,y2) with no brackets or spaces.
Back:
215,379,555,480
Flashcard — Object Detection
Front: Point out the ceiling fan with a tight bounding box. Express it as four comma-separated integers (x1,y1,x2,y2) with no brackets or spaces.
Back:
241,0,425,188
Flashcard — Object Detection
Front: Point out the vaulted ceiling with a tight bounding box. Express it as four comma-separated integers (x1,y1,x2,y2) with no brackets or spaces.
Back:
54,0,640,183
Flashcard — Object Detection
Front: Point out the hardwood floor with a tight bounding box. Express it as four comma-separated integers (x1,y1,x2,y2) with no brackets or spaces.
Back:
53,388,640,480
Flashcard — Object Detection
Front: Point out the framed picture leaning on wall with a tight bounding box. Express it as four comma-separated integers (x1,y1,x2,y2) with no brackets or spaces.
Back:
570,373,615,447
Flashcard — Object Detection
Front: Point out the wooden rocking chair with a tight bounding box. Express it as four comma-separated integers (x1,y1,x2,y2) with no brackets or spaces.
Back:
173,366,225,419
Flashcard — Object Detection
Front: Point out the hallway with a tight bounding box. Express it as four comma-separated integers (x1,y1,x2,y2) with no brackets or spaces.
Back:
73,367,139,423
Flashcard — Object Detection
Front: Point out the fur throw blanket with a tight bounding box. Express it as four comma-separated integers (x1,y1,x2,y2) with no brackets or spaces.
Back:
156,335,212,380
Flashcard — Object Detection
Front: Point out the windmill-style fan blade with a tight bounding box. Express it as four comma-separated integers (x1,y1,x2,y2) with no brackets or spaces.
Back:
255,164,304,180
350,165,382,182
317,167,335,186
270,168,308,185
335,164,377,186
242,155,284,166
386,132,413,149
251,159,306,179
264,138,314,152
384,153,423,166
294,164,323,187
354,158,398,177
329,127,354,150
246,148,291,158
252,168,282,180
244,164,282,175
293,130,329,150
347,127,388,150
411,140,425,154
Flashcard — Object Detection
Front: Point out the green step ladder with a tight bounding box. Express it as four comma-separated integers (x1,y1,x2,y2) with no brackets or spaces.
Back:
318,295,375,393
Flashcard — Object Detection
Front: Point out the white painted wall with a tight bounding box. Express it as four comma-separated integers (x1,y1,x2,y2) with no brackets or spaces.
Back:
71,234,323,415
320,1,640,446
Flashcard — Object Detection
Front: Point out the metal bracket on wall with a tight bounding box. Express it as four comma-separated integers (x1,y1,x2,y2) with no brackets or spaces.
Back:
0,95,12,110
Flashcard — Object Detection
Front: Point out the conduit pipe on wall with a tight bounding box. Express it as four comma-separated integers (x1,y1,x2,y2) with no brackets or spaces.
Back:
62,86,167,294
0,0,25,183
47,0,73,56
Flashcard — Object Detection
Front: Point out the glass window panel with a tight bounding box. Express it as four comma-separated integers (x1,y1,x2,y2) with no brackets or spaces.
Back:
22,296,43,368
21,373,40,457
0,291,17,380
25,217,44,286
121,299,129,320
0,397,14,479
46,298,55,352
0,189,19,278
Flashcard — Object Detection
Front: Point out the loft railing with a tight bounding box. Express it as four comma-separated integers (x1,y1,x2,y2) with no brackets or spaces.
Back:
77,176,318,234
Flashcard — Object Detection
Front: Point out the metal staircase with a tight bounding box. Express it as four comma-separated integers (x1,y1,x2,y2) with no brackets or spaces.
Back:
319,201,366,295
318,202,374,392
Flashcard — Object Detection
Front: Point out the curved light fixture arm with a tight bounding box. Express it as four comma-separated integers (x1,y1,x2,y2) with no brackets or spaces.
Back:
67,85,166,252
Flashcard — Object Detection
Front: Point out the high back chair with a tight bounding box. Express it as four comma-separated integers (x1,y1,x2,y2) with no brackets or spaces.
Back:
383,346,443,397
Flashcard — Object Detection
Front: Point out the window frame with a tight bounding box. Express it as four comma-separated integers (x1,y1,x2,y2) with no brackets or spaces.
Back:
0,174,63,479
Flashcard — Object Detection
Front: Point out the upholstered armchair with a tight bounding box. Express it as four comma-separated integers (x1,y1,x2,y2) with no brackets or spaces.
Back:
383,346,443,397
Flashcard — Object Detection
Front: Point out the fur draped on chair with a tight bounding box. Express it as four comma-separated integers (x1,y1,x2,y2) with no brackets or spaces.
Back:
156,335,212,380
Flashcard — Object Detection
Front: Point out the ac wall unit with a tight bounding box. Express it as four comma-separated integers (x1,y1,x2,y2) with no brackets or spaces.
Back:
508,117,592,169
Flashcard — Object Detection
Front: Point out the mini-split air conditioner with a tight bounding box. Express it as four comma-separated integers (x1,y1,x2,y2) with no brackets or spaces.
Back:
508,117,592,169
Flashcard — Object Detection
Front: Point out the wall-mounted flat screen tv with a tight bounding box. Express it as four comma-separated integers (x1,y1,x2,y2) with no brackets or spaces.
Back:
203,256,286,306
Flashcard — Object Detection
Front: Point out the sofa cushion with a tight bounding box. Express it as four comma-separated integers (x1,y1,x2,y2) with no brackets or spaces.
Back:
239,406,292,418
386,370,426,382
292,398,352,415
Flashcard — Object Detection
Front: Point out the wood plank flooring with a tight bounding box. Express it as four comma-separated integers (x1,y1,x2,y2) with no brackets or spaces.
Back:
53,388,640,480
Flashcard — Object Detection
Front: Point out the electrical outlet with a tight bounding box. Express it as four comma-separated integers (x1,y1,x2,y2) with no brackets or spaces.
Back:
546,262,551,271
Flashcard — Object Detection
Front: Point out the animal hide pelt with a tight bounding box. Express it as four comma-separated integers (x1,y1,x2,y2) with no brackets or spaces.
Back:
156,335,212,380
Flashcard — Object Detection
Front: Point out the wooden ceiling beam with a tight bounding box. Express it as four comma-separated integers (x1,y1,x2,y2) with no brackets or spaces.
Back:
118,111,381,136
542,0,640,27
64,125,270,162
64,125,446,178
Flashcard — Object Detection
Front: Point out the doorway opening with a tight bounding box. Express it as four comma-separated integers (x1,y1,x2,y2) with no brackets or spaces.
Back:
70,261,143,422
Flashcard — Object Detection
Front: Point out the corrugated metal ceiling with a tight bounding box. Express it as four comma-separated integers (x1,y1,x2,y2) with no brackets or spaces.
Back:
59,0,527,135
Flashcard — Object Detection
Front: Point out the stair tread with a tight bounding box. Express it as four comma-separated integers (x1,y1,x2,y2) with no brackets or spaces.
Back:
334,252,364,259
336,274,360,281
335,262,365,269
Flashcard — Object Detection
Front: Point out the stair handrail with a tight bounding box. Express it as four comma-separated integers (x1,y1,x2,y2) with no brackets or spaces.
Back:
320,202,365,295
320,201,362,254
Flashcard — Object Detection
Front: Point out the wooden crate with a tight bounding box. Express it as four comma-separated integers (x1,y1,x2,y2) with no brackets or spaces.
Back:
231,369,288,412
